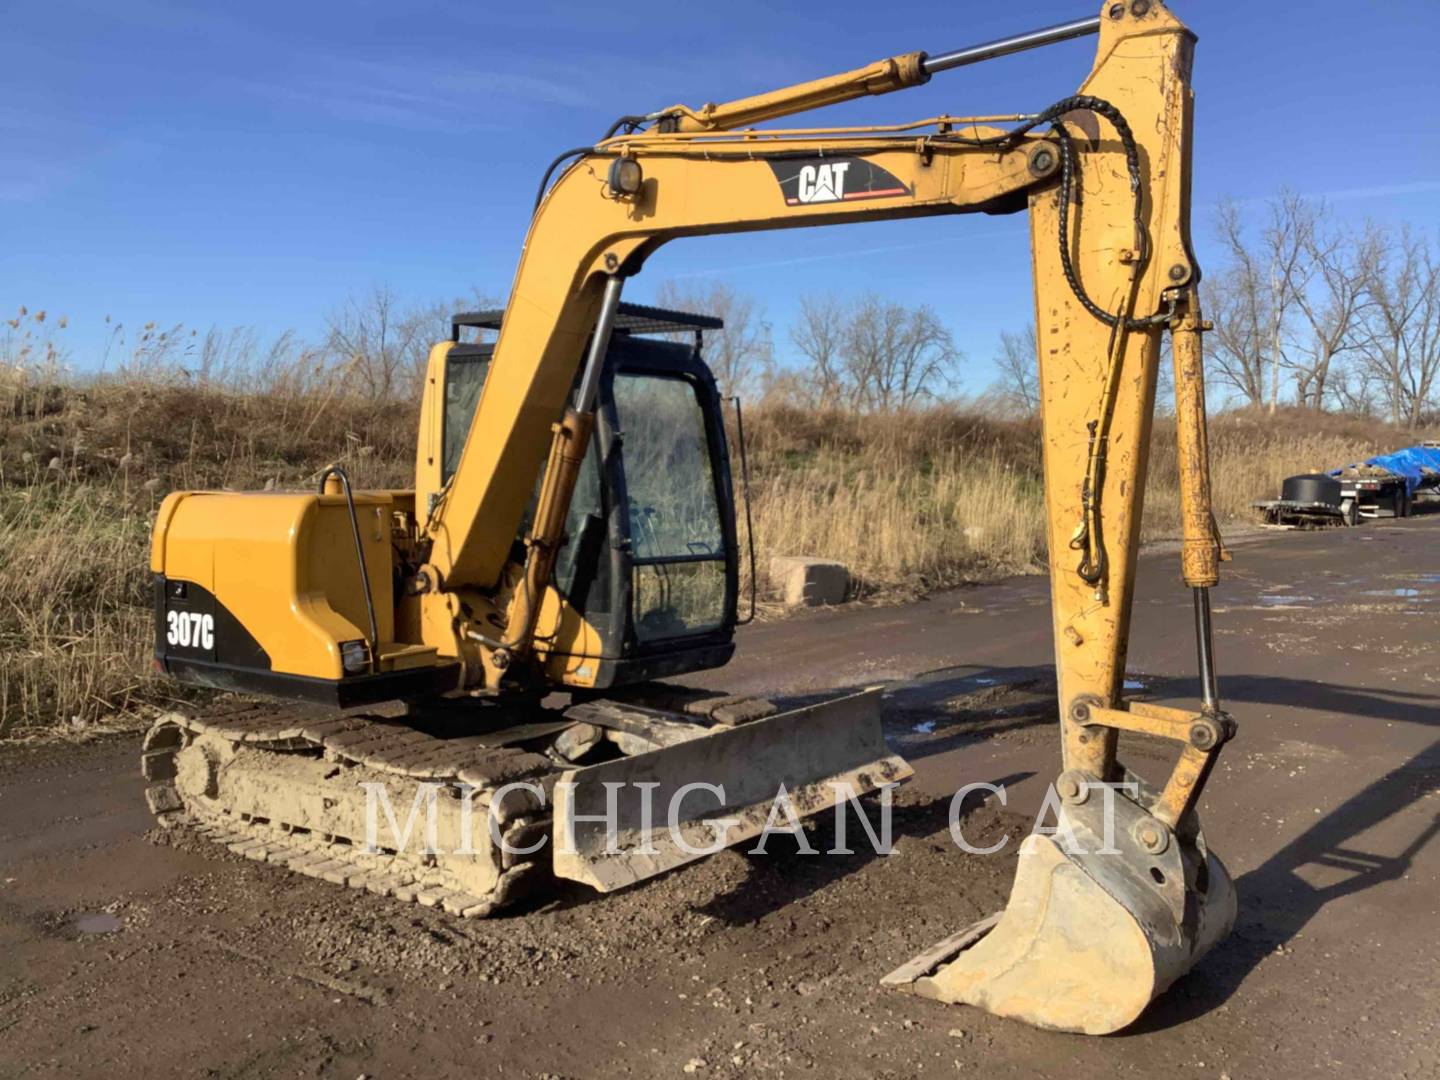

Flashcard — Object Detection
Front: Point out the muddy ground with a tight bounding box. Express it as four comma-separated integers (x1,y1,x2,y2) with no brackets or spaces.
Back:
3,515,1438,1078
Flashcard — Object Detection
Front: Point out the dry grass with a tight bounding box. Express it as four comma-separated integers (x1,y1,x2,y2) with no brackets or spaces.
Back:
2,359,1428,737
739,407,1046,597
0,482,164,735
739,404,1430,601
0,364,415,738
1144,406,1421,533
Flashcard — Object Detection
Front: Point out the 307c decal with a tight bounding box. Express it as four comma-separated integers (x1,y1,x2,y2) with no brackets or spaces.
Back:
767,157,911,207
166,610,214,650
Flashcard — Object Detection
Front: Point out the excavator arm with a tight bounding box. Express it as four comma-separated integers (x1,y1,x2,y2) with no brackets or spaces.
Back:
420,0,1235,1033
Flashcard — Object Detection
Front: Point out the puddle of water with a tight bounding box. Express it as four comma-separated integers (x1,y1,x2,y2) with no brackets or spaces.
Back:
912,720,936,734
1413,573,1440,584
71,912,123,935
1259,594,1314,606
972,677,998,686
1123,678,1146,690
1363,587,1422,598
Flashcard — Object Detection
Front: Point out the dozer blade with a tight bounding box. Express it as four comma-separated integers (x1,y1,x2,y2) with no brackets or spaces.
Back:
552,688,911,891
883,785,1236,1035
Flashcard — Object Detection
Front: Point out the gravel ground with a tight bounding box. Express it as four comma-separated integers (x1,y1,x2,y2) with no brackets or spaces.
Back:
2,514,1438,1078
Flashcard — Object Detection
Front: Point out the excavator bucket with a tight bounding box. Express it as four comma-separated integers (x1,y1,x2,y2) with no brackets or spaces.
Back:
883,783,1236,1034
552,688,911,891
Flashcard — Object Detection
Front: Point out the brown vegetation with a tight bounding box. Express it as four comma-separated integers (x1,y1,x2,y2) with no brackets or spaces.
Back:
3,340,1428,737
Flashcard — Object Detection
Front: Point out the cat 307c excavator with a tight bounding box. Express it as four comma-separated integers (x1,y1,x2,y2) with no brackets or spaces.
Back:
142,1,1235,1034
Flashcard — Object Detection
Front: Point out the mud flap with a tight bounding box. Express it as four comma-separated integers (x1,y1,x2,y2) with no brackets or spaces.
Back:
883,787,1236,1035
552,688,912,891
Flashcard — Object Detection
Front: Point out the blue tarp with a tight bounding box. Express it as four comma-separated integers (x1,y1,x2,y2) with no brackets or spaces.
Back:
1331,445,1440,496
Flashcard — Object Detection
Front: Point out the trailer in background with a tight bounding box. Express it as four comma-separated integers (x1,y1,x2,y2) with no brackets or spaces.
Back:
1254,441,1440,528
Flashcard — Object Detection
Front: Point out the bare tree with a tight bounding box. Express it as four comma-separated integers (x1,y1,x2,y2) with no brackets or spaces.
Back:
1204,189,1440,420
1204,258,1270,407
1206,197,1310,411
1285,214,1375,409
325,286,498,401
1260,194,1312,413
1329,363,1384,417
1206,202,1272,407
788,292,961,411
325,286,435,401
788,294,848,407
1359,226,1440,428
655,280,772,399
989,325,1039,415
846,294,960,411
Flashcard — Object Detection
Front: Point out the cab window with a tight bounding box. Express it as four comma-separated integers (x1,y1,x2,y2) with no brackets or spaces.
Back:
442,352,489,485
612,372,726,641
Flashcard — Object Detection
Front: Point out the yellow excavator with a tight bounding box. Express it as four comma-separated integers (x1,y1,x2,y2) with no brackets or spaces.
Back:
142,0,1235,1034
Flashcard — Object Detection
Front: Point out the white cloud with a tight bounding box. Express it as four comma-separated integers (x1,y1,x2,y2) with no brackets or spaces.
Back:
243,53,593,132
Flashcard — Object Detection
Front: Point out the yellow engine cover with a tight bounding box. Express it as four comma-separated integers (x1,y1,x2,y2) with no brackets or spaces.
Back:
150,489,442,701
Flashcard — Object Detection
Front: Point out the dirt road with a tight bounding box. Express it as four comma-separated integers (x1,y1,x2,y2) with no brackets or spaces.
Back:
3,517,1438,1078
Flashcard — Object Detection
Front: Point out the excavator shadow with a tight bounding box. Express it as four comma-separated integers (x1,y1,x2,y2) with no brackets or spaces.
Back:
499,667,1051,922
648,667,1052,925
883,664,1059,760
770,665,1060,765
518,774,1034,926
1128,674,1440,1032
1143,671,1440,728
690,772,1035,927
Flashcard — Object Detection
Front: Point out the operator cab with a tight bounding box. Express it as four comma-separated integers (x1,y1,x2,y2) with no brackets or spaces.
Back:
443,303,742,688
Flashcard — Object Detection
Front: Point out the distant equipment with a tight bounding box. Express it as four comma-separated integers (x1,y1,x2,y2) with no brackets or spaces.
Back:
1280,474,1341,508
1256,445,1440,527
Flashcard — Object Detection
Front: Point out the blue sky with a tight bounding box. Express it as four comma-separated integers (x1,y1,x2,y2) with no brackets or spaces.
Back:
3,0,1438,387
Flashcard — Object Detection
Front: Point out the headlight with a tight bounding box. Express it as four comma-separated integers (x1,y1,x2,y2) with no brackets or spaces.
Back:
340,639,370,675
608,157,643,197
